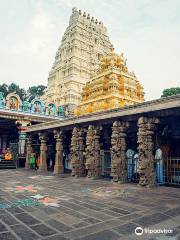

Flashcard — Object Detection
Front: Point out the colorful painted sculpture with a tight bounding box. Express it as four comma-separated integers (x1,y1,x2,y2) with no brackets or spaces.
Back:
75,51,144,116
0,92,5,108
31,99,45,114
58,106,65,117
22,100,30,112
6,93,22,111
46,103,57,116
4,149,13,161
0,92,65,118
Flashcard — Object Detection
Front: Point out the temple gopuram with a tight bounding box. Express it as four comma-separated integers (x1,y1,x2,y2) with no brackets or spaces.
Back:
75,51,144,116
42,7,113,113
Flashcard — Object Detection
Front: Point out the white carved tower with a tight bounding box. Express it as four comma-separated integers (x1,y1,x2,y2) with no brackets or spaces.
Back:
43,7,113,110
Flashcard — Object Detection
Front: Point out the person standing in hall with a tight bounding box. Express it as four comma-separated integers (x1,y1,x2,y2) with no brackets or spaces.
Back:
29,153,36,170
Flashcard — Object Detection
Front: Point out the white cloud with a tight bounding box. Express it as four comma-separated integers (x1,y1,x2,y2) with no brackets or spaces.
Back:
55,0,74,8
0,2,61,88
11,5,55,57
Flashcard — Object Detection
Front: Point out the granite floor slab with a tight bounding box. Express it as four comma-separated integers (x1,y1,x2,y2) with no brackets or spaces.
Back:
0,169,179,240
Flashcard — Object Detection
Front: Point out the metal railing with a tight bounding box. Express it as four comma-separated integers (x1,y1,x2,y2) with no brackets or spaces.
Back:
163,157,180,186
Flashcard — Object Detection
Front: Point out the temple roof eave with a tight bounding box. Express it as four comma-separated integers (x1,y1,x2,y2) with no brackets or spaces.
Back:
24,95,180,133
78,94,143,106
0,109,61,123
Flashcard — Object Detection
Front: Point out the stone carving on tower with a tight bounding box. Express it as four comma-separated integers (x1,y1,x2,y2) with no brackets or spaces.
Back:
75,51,144,116
42,7,113,112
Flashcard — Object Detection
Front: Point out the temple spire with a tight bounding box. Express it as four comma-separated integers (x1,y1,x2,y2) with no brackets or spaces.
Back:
42,7,113,114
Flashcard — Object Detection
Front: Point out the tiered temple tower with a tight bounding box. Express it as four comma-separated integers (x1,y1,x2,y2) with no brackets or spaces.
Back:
42,7,113,111
75,51,144,116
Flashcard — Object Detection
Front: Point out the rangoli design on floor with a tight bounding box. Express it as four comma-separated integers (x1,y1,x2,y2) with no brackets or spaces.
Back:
31,194,61,207
4,185,42,193
0,198,42,209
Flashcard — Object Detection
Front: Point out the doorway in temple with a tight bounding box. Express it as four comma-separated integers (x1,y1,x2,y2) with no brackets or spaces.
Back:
31,135,40,170
46,133,56,171
100,124,112,178
126,121,139,183
9,142,18,167
162,132,180,186
0,118,19,168
63,130,72,173
156,116,180,186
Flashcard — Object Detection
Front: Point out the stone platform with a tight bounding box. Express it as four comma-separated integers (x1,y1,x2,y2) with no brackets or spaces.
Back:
0,170,179,240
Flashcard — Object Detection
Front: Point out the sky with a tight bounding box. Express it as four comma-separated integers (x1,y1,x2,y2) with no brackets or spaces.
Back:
0,0,180,100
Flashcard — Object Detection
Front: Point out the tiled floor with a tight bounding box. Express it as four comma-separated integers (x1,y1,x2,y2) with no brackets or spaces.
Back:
0,169,179,240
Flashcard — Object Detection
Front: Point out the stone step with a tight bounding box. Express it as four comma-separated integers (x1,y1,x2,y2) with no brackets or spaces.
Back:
0,165,16,169
0,160,16,169
0,160,16,164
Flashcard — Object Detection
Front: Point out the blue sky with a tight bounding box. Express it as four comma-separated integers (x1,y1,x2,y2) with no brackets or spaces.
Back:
0,0,180,100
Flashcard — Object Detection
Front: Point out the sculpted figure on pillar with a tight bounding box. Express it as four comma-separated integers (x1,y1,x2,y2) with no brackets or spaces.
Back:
111,121,129,182
85,125,94,177
93,127,101,178
137,117,160,186
71,127,79,176
54,130,64,174
38,133,48,171
25,135,32,169
85,125,102,178
70,127,86,177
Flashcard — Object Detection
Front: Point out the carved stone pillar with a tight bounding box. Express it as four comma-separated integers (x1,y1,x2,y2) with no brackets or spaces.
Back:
85,125,94,178
25,135,32,169
137,117,160,186
70,127,86,177
111,121,129,183
93,127,101,178
16,120,31,157
38,133,48,171
54,130,64,174
85,125,102,178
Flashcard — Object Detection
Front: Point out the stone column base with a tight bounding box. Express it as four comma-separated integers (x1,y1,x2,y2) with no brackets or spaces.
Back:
25,163,30,170
112,177,119,182
38,165,47,172
53,165,64,174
